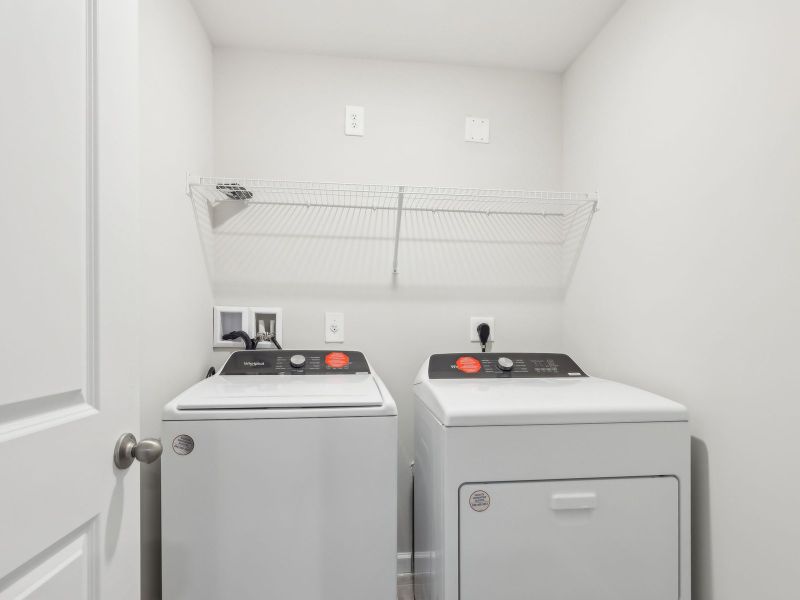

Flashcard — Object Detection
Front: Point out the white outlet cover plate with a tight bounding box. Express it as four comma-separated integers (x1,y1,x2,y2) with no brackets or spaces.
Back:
325,311,345,343
470,316,495,342
345,105,364,136
465,117,489,143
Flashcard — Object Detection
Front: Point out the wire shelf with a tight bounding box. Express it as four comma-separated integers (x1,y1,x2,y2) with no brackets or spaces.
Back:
187,176,598,290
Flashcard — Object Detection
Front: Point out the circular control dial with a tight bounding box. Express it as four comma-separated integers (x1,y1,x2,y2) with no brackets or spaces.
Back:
497,357,514,371
290,354,306,368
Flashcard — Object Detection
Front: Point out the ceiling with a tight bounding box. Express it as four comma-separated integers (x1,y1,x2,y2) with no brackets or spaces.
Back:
189,0,625,72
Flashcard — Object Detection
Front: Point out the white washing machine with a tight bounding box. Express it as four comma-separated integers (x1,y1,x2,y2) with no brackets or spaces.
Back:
162,350,398,600
413,353,690,600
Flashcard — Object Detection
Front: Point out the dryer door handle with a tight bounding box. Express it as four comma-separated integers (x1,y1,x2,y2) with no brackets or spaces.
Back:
550,492,597,511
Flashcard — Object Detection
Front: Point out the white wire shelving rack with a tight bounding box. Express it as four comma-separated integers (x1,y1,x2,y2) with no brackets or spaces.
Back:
187,175,598,289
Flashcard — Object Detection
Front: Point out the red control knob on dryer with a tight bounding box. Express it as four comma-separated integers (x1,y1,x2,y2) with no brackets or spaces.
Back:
325,352,350,369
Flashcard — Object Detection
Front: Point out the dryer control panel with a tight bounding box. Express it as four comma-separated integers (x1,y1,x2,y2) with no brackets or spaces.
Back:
428,353,586,379
221,350,370,375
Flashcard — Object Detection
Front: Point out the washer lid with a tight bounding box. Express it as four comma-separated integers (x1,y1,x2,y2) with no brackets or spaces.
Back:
414,358,688,426
173,373,384,411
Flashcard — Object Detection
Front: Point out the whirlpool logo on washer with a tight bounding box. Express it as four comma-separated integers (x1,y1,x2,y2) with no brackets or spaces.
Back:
172,434,195,455
468,490,491,512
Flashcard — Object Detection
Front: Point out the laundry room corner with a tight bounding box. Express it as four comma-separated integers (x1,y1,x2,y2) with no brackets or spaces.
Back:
9,1,800,599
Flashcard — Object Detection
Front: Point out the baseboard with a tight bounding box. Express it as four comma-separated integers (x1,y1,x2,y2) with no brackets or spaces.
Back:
397,551,412,575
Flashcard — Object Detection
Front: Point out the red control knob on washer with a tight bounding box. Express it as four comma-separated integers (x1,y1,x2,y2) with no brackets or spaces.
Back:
455,356,482,374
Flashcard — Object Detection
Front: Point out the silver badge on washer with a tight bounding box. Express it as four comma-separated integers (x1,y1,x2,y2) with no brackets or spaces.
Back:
469,490,491,512
172,434,195,455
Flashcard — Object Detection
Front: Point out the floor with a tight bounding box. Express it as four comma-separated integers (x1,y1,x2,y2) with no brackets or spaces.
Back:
397,574,414,600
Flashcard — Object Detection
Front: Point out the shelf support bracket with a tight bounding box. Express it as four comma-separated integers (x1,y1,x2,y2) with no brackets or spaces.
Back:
392,186,405,274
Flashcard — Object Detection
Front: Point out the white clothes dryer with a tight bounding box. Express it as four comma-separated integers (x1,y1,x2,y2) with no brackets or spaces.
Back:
413,352,689,600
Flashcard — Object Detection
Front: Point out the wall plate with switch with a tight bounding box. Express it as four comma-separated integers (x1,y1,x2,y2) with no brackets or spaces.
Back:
469,316,495,342
325,312,345,343
345,105,364,136
465,117,490,143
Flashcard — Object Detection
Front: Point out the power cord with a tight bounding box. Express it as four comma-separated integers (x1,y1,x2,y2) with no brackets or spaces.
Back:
477,322,491,353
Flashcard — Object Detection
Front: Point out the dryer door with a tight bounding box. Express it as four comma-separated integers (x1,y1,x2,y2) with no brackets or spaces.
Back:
459,477,679,600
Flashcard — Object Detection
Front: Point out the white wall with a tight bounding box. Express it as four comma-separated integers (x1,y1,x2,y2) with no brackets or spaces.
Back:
562,1,800,598
212,51,565,553
214,50,561,187
139,1,214,598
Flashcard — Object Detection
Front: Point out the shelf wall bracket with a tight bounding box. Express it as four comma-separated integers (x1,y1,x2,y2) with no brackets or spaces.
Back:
391,186,405,274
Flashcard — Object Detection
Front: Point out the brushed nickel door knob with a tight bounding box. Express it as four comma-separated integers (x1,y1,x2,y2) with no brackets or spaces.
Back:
114,433,163,469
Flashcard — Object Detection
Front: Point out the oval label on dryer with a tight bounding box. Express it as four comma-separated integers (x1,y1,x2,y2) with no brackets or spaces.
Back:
172,435,195,455
469,490,491,512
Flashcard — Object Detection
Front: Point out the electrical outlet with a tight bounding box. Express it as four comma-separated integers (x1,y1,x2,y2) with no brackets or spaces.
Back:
325,312,345,343
464,117,489,143
469,317,495,342
345,105,364,136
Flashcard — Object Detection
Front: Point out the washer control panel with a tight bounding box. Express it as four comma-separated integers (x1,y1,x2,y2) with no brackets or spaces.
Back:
221,350,370,375
428,353,586,379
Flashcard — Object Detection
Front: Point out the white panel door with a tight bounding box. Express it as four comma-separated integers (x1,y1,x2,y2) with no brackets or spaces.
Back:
0,1,140,598
459,477,680,600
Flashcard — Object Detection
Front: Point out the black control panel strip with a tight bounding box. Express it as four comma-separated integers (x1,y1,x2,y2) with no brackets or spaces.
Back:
428,353,587,379
221,350,370,375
